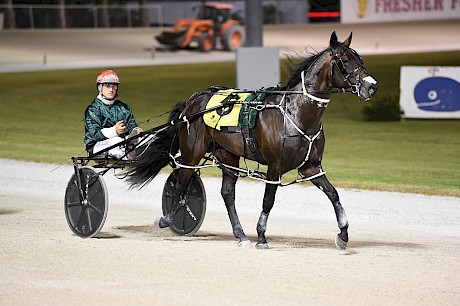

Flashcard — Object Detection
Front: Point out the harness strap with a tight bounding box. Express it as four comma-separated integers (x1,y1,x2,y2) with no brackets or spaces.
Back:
296,127,323,169
275,94,324,169
168,95,326,186
216,93,237,116
301,71,331,105
240,103,267,165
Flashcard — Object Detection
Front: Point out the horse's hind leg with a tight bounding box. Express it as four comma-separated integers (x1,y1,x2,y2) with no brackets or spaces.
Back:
158,121,211,229
310,175,349,249
157,168,195,228
222,170,252,247
214,150,250,246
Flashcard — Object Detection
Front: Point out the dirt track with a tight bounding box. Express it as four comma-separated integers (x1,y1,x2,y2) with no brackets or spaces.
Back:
0,158,459,305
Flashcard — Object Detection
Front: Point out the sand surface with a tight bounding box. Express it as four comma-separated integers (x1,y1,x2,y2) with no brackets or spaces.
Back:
0,158,459,305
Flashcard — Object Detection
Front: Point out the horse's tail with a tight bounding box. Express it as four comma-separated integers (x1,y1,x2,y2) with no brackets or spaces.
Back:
126,100,185,189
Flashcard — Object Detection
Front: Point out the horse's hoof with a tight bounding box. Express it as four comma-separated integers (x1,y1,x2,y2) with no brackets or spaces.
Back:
153,217,162,228
154,217,169,228
238,240,252,248
335,234,347,250
255,243,270,249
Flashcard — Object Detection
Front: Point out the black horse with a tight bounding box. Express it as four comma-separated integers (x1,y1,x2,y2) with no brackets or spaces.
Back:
128,32,377,249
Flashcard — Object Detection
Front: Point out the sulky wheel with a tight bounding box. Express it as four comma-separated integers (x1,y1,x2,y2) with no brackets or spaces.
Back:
162,170,206,236
64,166,108,238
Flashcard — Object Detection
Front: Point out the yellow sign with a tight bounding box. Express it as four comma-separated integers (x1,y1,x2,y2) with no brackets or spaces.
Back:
358,0,368,17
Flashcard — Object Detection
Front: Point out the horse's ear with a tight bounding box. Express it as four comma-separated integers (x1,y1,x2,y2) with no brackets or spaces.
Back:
344,32,353,47
329,31,338,48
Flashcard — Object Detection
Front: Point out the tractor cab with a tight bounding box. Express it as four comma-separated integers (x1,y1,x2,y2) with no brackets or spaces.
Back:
197,2,233,24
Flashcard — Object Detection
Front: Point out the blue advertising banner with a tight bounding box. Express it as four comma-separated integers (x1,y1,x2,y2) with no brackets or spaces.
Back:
400,66,460,119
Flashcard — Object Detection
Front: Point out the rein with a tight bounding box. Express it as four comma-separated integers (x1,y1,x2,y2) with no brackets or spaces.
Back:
205,86,354,109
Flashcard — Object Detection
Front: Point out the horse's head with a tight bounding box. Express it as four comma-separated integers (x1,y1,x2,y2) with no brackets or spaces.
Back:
329,31,377,101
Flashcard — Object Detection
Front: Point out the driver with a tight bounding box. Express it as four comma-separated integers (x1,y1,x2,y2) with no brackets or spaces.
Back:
83,69,141,159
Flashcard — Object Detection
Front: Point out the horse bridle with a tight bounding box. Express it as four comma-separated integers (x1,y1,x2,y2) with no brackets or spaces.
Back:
299,45,371,106
330,45,366,97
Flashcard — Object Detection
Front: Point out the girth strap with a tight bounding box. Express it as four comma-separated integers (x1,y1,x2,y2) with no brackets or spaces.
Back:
240,103,267,165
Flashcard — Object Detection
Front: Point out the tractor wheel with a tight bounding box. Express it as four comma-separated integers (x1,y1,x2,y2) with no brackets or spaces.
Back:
198,33,214,52
222,25,245,51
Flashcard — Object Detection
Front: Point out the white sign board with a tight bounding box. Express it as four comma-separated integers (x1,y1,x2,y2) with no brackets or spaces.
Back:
400,66,460,119
236,47,280,90
341,0,460,23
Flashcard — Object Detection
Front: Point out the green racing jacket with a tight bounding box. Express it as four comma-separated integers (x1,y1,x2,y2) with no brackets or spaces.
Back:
83,97,138,152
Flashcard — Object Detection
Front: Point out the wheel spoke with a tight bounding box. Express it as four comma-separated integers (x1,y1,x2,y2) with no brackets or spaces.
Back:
72,178,85,200
87,202,103,215
86,209,93,232
173,207,186,235
74,207,86,230
67,201,82,207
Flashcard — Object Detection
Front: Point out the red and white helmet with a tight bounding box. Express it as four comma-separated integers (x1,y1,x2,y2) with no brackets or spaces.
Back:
96,70,120,87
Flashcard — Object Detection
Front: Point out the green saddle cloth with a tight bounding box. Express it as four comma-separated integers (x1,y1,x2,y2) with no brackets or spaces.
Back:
238,87,276,129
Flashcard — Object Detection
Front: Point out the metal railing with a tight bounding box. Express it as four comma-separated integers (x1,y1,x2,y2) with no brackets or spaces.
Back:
0,4,163,29
0,0,314,29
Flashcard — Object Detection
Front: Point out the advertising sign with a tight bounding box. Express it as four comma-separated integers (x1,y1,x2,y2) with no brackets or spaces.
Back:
341,0,460,23
400,66,460,118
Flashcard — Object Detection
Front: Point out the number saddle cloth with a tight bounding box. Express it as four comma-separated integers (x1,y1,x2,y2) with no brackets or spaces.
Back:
203,88,274,164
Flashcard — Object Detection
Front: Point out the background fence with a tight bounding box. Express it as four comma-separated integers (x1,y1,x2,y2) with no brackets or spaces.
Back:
0,3,163,29
0,0,328,29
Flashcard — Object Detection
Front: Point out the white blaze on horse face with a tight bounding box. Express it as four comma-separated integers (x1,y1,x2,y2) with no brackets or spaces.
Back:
360,75,377,101
363,75,377,85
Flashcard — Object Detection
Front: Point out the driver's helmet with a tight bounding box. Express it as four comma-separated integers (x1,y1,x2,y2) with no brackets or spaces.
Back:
96,70,120,88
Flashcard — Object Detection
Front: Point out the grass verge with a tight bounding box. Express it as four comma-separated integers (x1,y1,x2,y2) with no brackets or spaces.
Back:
0,51,459,197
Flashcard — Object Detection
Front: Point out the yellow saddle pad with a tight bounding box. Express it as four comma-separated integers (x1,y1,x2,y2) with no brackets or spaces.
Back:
203,89,251,130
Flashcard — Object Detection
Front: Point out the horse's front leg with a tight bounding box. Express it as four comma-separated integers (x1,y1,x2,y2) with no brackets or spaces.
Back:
256,182,279,249
310,175,349,249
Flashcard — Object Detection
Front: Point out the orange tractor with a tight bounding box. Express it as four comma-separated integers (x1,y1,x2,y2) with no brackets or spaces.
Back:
155,2,245,52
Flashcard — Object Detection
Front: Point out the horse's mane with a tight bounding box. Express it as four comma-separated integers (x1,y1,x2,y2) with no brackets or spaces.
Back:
281,48,330,90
